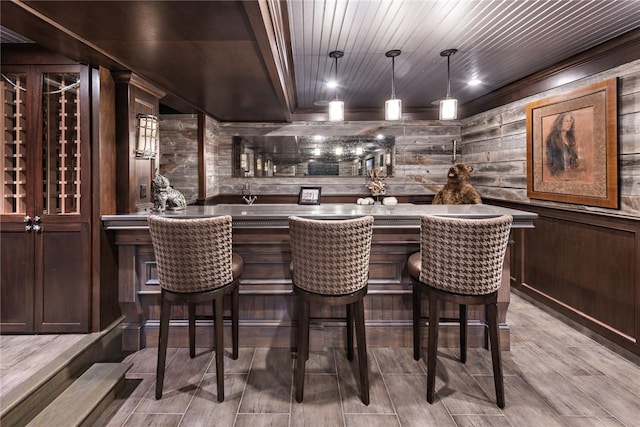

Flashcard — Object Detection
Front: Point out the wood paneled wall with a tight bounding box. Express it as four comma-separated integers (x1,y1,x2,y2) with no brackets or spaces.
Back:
463,59,640,217
462,59,640,356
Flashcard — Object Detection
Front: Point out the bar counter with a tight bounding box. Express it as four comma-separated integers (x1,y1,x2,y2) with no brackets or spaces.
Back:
103,203,537,351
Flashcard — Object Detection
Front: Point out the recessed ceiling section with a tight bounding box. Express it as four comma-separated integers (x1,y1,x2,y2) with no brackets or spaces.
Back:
287,0,640,112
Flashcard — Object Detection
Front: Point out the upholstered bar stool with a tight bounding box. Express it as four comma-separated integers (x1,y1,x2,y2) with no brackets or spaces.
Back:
148,215,243,402
288,215,374,405
408,214,512,408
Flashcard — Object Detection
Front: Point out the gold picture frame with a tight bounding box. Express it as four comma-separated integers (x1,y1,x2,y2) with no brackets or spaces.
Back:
526,79,618,208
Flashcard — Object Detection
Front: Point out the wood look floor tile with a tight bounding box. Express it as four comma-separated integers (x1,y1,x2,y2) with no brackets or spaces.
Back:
558,415,626,426
290,374,343,425
372,347,425,374
451,414,512,427
238,348,292,414
180,373,247,426
475,375,565,427
569,374,640,426
384,374,457,427
344,414,401,427
335,349,394,414
507,345,609,416
122,347,179,375
133,348,211,414
206,347,255,374
234,413,290,427
301,349,336,374
122,413,182,427
567,344,640,396
421,355,503,415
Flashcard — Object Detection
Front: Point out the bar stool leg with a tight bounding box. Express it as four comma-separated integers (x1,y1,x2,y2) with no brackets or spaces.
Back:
413,284,422,360
213,296,225,402
354,298,369,405
295,297,310,403
459,304,467,364
346,303,354,361
231,285,239,360
487,301,505,408
426,292,439,404
156,293,171,400
188,302,196,358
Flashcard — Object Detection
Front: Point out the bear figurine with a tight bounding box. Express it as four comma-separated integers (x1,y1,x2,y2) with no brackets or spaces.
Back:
432,163,482,205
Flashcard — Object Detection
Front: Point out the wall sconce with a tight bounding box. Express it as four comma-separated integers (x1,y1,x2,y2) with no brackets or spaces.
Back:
135,114,158,158
439,48,458,120
328,50,345,122
256,156,262,171
385,50,402,121
240,153,248,171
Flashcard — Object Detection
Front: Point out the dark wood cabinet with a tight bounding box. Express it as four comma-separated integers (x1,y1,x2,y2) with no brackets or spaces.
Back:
1,64,91,333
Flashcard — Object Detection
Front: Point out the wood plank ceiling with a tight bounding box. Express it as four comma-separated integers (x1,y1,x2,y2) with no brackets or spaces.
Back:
2,1,640,122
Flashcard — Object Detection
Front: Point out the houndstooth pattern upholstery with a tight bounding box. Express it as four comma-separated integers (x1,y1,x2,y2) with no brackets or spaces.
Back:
148,215,234,293
420,215,512,295
289,215,374,295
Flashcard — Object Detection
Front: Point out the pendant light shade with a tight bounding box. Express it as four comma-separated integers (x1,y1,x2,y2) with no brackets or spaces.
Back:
328,50,345,122
328,99,345,122
439,48,458,120
385,49,402,121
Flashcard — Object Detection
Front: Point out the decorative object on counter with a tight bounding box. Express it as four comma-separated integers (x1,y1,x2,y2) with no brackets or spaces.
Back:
367,169,387,199
152,172,187,212
242,180,257,205
356,197,376,205
298,186,322,205
382,196,398,206
432,163,482,205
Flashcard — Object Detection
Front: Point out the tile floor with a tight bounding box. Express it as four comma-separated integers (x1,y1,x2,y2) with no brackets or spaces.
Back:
3,291,640,426
94,292,640,426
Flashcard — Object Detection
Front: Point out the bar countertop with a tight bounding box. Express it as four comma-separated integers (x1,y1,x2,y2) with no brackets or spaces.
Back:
102,203,537,230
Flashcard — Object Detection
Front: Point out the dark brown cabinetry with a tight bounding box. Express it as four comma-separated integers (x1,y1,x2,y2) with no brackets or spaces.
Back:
1,64,91,333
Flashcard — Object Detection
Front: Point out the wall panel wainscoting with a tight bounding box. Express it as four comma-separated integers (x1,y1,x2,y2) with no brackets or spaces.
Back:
493,200,640,357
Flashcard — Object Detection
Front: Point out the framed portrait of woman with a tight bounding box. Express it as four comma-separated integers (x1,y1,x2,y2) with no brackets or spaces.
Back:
525,78,618,208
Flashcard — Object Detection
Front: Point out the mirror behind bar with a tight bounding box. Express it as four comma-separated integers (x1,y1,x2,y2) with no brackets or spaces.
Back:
233,135,395,177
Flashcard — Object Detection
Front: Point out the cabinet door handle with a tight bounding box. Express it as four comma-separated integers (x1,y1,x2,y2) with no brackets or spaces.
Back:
25,224,33,232
33,224,42,233
34,215,41,225
24,215,32,224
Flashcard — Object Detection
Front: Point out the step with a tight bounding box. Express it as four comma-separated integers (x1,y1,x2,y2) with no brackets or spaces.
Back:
0,316,124,427
26,362,132,427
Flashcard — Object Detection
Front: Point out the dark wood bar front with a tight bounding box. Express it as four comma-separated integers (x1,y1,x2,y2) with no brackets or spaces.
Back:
103,204,537,351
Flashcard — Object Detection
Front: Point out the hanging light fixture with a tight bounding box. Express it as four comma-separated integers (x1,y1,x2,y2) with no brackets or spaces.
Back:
328,50,345,122
385,49,402,121
439,48,458,120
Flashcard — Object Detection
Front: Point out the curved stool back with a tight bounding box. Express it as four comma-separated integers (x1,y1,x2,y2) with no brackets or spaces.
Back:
408,214,512,408
148,215,243,402
289,215,374,405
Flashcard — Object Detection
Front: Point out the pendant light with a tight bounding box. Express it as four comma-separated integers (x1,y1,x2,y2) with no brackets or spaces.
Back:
328,50,345,122
385,50,402,121
439,48,458,120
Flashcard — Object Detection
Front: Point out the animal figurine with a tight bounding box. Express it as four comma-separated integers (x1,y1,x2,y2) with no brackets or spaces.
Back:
368,169,387,197
432,163,482,205
152,172,187,211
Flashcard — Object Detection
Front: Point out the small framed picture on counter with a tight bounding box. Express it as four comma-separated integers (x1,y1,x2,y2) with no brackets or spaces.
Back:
298,187,321,205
